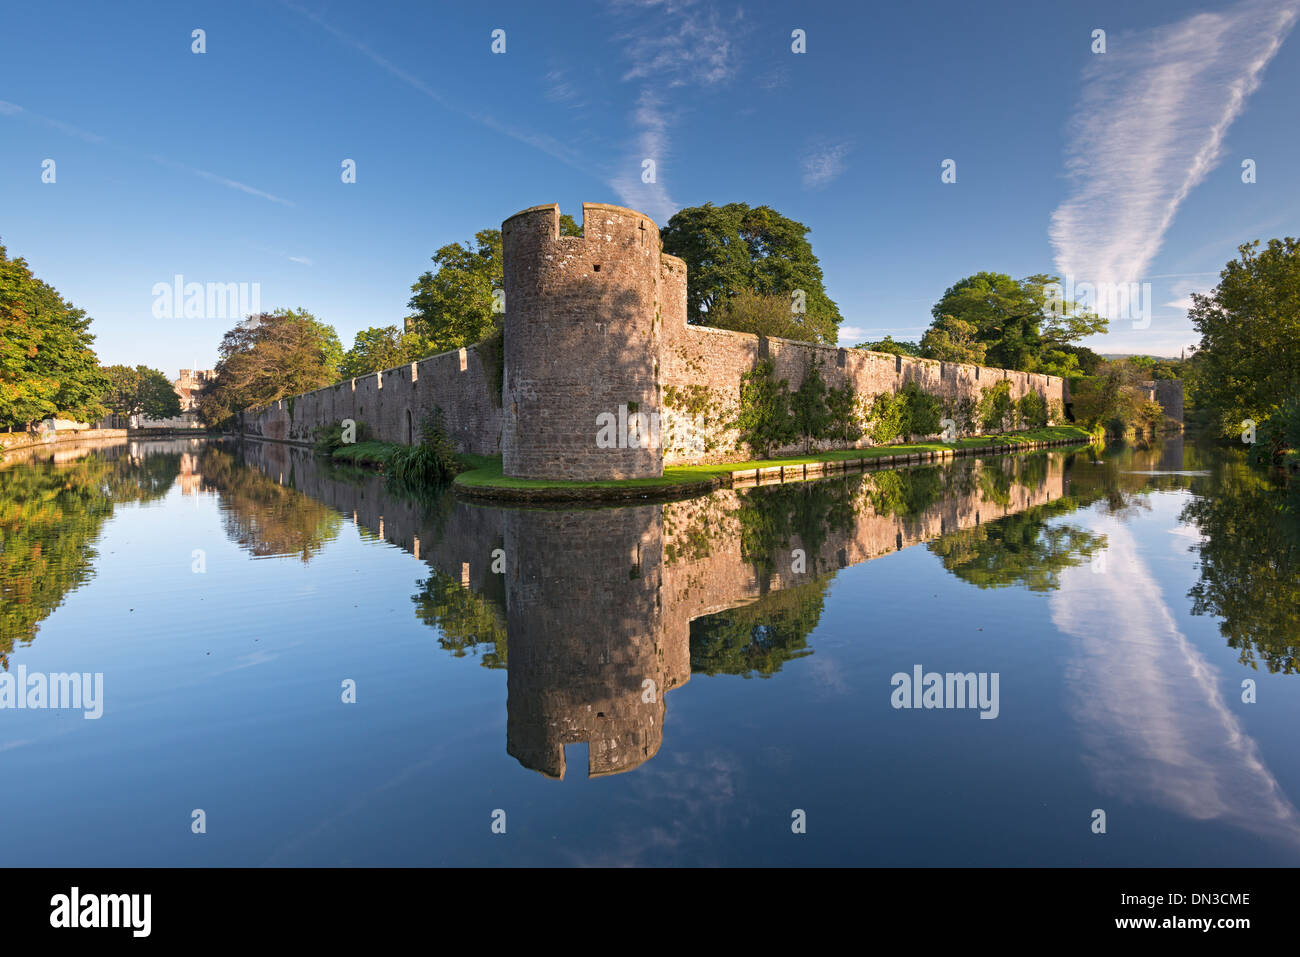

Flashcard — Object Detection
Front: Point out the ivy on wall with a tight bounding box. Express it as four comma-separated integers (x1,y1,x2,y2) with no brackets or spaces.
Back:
977,380,1014,432
733,359,796,457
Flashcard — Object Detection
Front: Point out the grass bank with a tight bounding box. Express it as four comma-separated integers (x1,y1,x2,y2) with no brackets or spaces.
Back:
452,426,1093,502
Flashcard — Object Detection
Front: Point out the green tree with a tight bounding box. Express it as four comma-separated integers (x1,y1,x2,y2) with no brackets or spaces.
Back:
1068,360,1164,435
661,202,843,344
705,289,810,340
0,242,108,429
791,362,832,452
857,336,921,356
407,215,581,351
732,359,796,457
1189,238,1300,438
339,325,433,379
198,309,343,427
100,365,182,421
1058,343,1104,375
919,313,987,365
924,272,1106,372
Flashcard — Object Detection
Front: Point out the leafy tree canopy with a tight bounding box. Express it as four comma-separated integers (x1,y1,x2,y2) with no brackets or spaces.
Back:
198,308,342,427
340,325,433,379
1189,238,1300,438
921,272,1106,374
856,336,922,356
407,214,580,352
661,202,842,344
100,365,182,420
0,241,108,429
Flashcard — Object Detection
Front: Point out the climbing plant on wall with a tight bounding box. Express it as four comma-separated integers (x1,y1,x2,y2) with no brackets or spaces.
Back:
733,359,796,457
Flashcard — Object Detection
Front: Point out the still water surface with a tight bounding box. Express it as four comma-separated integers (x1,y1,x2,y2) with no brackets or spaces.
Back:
1,435,1296,865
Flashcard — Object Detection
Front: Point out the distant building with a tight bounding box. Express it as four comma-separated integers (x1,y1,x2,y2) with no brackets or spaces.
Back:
132,369,215,430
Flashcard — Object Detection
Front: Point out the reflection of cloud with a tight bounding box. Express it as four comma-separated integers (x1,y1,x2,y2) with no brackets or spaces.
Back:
1051,514,1300,849
563,751,741,866
1050,0,1299,291
809,655,849,695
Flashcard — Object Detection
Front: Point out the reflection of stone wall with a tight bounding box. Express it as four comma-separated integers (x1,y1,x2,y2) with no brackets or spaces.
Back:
236,441,1068,778
504,507,681,778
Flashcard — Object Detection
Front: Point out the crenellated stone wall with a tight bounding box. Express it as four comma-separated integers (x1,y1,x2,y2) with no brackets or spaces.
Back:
239,201,1071,478
237,340,502,455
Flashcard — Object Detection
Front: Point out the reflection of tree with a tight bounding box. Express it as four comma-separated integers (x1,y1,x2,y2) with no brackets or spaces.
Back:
864,466,947,518
689,579,829,678
199,446,340,561
0,449,180,667
1183,458,1300,674
738,478,858,577
927,499,1106,591
412,568,509,669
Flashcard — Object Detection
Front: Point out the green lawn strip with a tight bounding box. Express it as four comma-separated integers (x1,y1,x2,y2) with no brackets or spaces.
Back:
453,426,1092,491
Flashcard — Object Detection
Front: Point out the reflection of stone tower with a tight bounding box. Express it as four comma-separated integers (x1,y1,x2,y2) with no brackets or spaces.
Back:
504,504,688,779
501,203,669,481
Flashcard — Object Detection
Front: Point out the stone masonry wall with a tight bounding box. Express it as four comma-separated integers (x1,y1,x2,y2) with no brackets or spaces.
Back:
238,341,501,455
501,203,664,480
659,297,1067,467
240,201,1067,478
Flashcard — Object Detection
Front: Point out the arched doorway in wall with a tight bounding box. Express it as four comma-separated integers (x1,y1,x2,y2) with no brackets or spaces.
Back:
406,409,413,445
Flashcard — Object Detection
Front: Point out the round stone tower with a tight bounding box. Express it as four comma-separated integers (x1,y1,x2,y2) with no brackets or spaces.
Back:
501,203,664,480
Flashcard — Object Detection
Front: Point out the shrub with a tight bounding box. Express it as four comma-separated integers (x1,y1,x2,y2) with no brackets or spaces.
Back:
1248,396,1300,468
825,383,862,444
977,380,1014,432
867,390,906,444
900,381,943,437
388,407,460,486
314,420,369,454
733,360,795,457
1018,390,1048,429
791,362,832,452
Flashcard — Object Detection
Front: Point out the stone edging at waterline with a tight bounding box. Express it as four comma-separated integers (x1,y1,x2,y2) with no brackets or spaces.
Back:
451,434,1095,505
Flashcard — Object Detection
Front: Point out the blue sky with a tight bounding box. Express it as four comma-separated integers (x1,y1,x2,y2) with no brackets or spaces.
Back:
1,0,1297,373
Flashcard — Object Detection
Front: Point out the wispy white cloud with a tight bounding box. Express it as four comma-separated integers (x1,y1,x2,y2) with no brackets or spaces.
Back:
802,142,850,189
288,256,314,266
0,99,292,204
146,153,293,206
1050,0,1298,297
542,68,585,107
614,0,739,87
607,0,744,223
281,0,594,179
608,90,679,222
0,99,104,143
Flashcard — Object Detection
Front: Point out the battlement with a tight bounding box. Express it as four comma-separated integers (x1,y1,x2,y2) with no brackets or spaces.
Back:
502,202,662,253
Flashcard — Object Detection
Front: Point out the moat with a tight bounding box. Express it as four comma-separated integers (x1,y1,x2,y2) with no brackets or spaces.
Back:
1,435,1297,866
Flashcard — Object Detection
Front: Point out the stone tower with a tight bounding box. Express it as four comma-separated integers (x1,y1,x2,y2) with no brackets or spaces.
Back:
501,203,671,480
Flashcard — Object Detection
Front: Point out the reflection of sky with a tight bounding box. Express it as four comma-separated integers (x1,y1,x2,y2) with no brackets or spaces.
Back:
1051,493,1300,851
